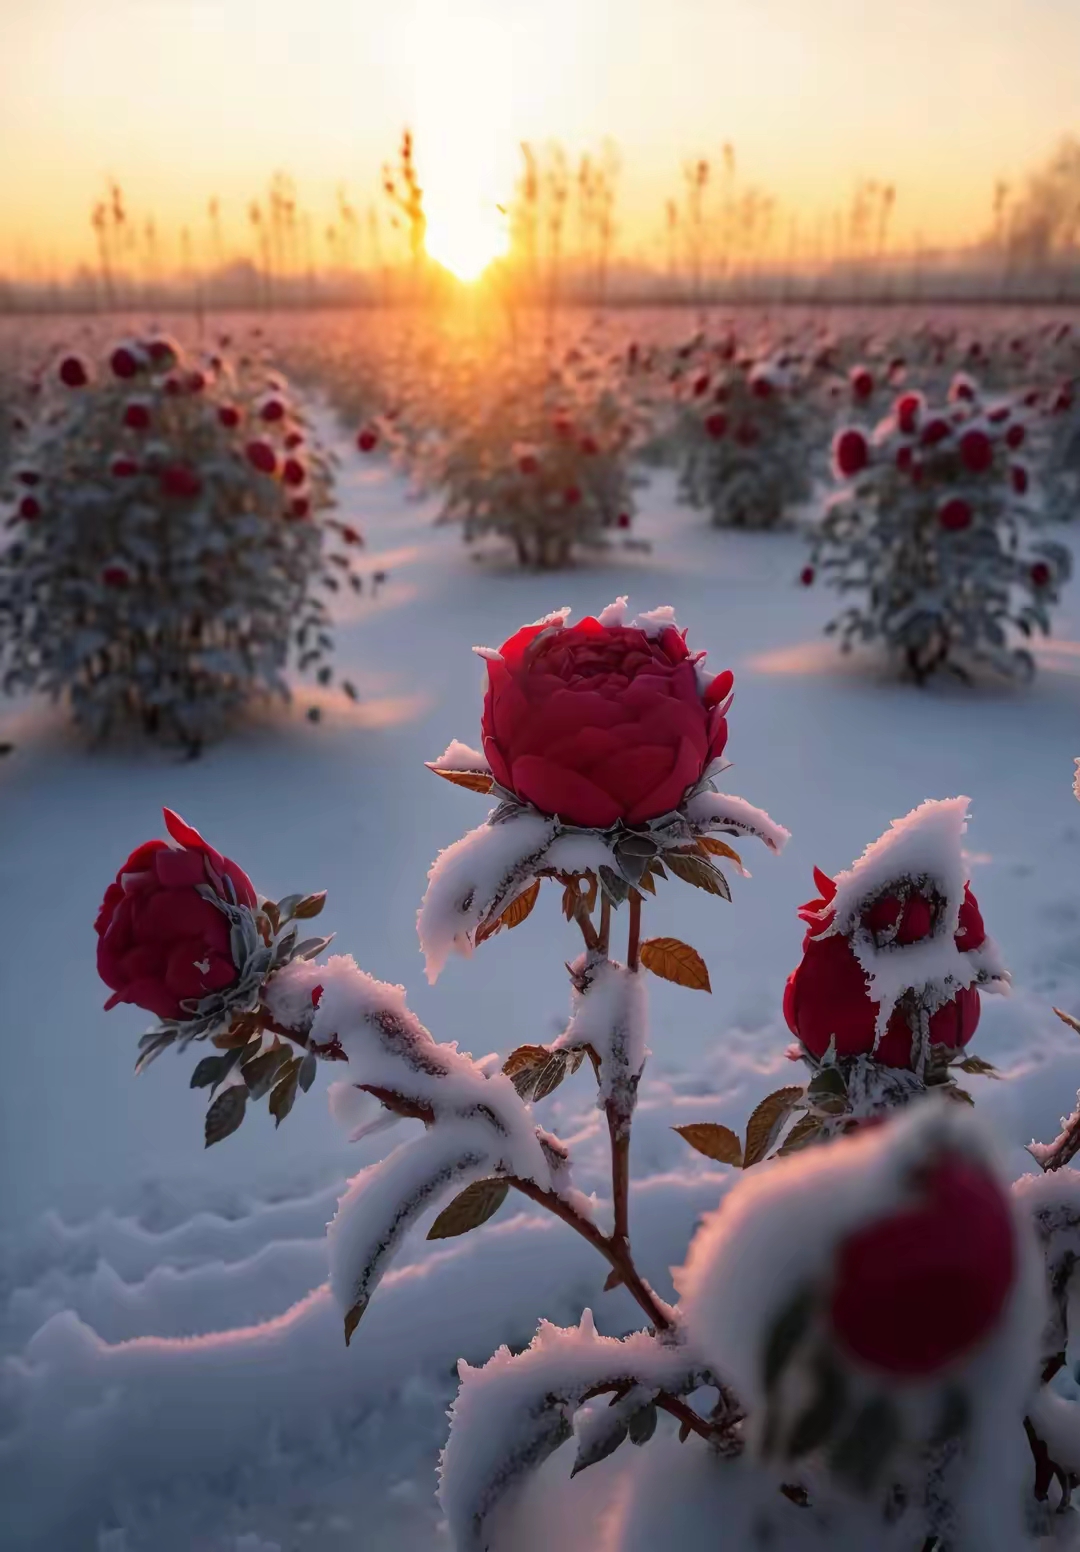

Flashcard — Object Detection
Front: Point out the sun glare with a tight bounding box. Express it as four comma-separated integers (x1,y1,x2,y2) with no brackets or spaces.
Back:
425,204,507,282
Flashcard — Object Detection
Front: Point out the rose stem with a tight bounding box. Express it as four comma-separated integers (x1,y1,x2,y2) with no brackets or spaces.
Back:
626,889,642,970
598,893,612,956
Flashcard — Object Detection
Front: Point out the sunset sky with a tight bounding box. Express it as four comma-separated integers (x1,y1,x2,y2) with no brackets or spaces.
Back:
0,0,1077,276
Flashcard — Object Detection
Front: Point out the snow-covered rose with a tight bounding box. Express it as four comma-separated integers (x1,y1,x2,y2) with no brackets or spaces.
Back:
480,608,733,829
783,866,986,1067
95,808,256,1022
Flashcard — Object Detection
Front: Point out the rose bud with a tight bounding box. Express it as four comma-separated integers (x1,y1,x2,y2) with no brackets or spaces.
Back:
260,396,286,422
159,464,202,499
145,336,179,367
95,808,257,1022
19,495,41,521
59,355,89,388
939,497,973,532
357,428,378,453
895,392,922,435
186,370,207,394
833,427,869,478
480,605,734,829
959,428,993,474
850,366,874,400
783,867,987,1069
616,512,631,530
285,431,304,450
282,457,306,488
1005,423,1026,450
830,1152,1015,1375
110,345,142,379
123,401,152,431
218,405,241,429
246,440,277,475
920,417,951,446
799,565,814,586
704,412,728,440
692,374,710,397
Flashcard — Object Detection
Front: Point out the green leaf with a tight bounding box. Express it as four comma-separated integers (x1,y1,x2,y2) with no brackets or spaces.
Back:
241,1045,292,1099
744,1087,806,1168
786,1354,848,1460
205,1085,247,1148
828,1397,902,1495
189,1053,234,1090
763,1287,815,1393
672,1122,743,1167
427,1178,510,1240
297,1051,318,1092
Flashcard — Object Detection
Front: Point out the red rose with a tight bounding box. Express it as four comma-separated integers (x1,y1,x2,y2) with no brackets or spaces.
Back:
518,454,539,475
260,397,286,422
288,497,310,520
18,495,41,521
111,457,139,479
704,412,728,440
96,808,257,1022
692,374,710,397
187,370,207,394
110,345,141,380
102,565,130,588
124,401,152,431
59,355,89,388
285,431,304,450
160,465,202,500
833,427,869,478
751,375,774,400
480,610,733,829
920,417,951,447
829,1153,1015,1375
1031,562,1051,588
895,393,922,435
246,440,277,475
616,512,631,530
283,457,306,488
357,428,378,453
145,337,179,367
850,367,874,400
959,429,993,474
939,498,973,532
1005,423,1026,449
783,869,985,1069
218,405,241,429
950,375,977,402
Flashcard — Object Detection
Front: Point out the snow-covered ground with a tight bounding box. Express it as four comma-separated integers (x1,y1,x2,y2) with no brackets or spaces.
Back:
4,412,1080,1550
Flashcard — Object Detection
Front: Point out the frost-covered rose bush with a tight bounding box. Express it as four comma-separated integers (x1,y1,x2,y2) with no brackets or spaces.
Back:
382,343,642,568
809,375,1071,683
669,347,814,528
0,335,365,749
96,626,1080,1550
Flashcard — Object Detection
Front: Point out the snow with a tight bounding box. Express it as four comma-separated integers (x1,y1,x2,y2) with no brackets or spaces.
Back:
552,955,649,1129
4,380,1080,1548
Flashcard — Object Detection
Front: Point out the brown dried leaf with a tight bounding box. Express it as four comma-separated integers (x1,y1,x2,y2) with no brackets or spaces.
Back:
427,1177,510,1240
698,836,744,868
204,1085,247,1148
673,1122,743,1167
344,1298,367,1346
776,1113,823,1157
292,891,328,920
743,1087,806,1168
476,878,541,944
503,1044,551,1077
640,937,712,992
665,851,731,901
425,764,494,795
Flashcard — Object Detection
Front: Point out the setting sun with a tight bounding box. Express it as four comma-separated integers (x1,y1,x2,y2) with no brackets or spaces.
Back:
424,202,508,282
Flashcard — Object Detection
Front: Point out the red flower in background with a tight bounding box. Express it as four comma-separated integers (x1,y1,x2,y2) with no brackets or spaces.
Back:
833,427,869,477
110,346,141,380
124,401,152,431
59,355,89,388
939,498,973,532
829,1152,1015,1375
246,440,277,475
159,465,203,500
96,809,257,1023
959,429,993,474
481,610,733,829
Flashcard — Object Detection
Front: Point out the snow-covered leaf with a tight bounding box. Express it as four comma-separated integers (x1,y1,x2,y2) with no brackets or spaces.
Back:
427,1177,510,1240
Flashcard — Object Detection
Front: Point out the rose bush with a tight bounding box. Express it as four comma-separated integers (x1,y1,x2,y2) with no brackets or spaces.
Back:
829,1151,1016,1375
783,865,986,1068
96,808,256,1021
480,607,734,829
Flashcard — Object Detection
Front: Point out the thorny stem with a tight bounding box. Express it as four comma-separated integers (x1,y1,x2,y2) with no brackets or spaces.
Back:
507,1175,673,1333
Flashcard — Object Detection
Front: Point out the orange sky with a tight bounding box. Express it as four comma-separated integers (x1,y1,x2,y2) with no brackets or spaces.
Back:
0,0,1077,276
